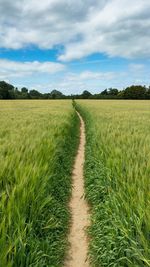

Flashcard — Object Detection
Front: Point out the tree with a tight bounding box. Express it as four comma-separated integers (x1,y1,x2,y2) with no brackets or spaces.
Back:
108,88,119,95
100,89,108,95
123,85,146,99
19,87,29,99
0,81,15,99
81,90,92,99
50,89,63,99
29,89,42,99
146,87,150,99
21,87,28,93
42,93,51,99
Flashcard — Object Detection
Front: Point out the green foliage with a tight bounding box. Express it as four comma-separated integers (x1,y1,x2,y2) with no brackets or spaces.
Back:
0,81,15,99
1,80,150,100
50,90,63,99
76,100,150,267
122,85,147,99
29,89,42,99
81,90,92,99
21,87,28,93
100,88,119,96
0,100,79,267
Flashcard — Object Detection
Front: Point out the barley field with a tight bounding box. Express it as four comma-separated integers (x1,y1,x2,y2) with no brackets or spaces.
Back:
77,100,150,267
0,100,79,267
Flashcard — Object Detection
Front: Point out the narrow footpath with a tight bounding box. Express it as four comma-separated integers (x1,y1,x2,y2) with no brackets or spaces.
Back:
65,111,90,267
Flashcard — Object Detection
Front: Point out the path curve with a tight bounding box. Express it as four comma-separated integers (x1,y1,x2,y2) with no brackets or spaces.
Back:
65,111,90,267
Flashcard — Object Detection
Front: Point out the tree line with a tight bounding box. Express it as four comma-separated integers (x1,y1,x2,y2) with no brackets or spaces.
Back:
0,81,150,100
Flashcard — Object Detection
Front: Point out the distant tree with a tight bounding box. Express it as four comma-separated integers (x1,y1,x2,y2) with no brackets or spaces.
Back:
118,90,125,99
29,89,42,99
21,87,28,93
42,93,51,99
1,80,150,100
146,86,150,99
100,89,108,95
19,87,29,99
0,81,15,99
13,87,21,99
108,88,119,95
50,89,63,99
91,93,102,99
81,90,92,99
123,85,146,99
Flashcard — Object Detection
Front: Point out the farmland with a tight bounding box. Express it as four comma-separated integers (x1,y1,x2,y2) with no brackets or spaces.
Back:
0,99,150,267
0,100,79,267
77,100,150,267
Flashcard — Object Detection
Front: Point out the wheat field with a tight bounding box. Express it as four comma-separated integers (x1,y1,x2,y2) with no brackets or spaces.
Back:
77,100,150,267
0,100,79,267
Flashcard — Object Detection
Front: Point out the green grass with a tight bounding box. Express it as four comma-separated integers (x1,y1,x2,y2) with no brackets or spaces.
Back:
0,100,79,267
76,100,150,267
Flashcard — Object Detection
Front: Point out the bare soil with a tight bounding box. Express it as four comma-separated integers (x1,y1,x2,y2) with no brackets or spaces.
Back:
65,111,90,267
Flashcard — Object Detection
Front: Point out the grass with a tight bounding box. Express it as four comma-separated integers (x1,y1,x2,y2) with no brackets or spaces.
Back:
0,100,79,267
76,100,150,267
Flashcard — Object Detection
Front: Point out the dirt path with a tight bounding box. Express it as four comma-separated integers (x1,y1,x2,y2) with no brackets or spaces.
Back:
65,111,90,267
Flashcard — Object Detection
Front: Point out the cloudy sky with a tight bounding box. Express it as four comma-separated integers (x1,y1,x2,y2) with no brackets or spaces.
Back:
0,0,150,94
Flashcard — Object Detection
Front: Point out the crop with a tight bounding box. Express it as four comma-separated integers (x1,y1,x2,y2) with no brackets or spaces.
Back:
0,100,79,267
76,100,150,267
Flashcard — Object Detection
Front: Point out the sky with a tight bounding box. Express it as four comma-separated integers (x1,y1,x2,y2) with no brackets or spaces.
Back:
0,0,150,94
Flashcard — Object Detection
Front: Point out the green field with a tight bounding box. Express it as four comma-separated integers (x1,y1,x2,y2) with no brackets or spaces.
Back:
0,100,79,267
0,100,150,267
77,100,150,267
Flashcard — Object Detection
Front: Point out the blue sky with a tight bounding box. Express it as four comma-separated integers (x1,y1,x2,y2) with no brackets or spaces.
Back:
0,0,150,94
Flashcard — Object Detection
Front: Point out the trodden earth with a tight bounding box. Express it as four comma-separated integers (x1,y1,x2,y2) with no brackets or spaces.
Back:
65,111,90,267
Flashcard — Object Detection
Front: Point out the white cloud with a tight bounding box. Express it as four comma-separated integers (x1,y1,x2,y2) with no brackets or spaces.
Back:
66,71,116,82
0,59,65,79
59,0,150,61
40,70,119,94
0,0,150,60
3,66,149,94
129,63,145,72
